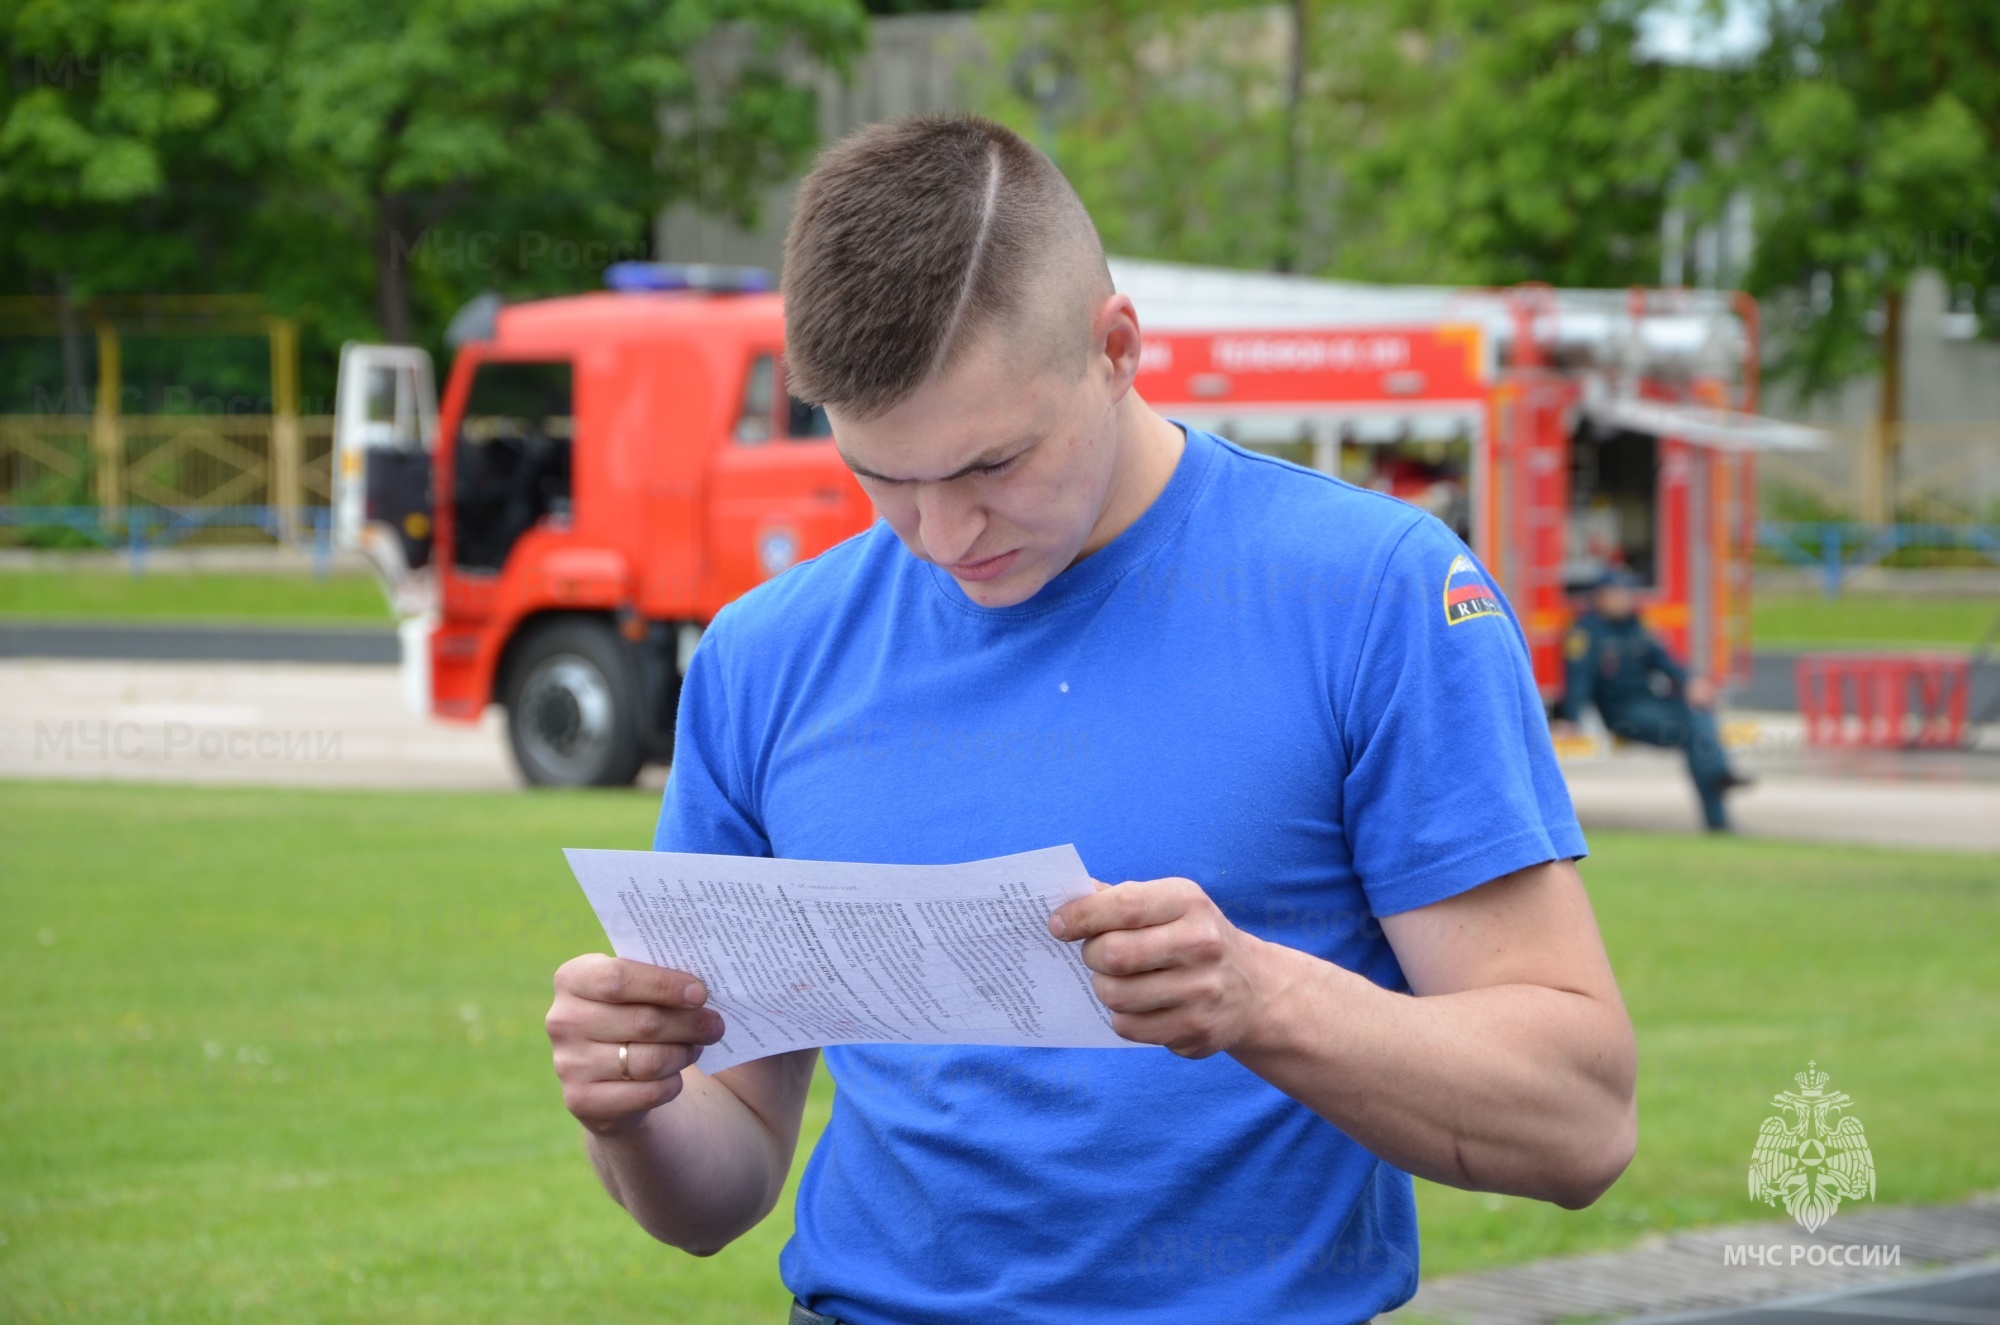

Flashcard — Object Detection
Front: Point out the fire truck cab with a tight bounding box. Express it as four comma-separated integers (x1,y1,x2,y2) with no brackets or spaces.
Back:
335,264,870,787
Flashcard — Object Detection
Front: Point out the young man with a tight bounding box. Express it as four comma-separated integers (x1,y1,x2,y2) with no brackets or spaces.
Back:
546,115,1637,1325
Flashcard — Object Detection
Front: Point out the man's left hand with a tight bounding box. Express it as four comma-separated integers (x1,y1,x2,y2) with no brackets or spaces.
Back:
1048,878,1275,1059
1686,677,1716,708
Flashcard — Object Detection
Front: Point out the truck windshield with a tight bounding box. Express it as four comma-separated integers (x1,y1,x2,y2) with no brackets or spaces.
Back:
452,360,573,572
735,353,832,443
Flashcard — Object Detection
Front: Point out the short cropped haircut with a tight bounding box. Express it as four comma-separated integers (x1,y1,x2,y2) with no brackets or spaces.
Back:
781,113,1107,417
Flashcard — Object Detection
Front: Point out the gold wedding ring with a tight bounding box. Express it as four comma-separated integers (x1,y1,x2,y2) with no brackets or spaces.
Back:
618,1042,633,1081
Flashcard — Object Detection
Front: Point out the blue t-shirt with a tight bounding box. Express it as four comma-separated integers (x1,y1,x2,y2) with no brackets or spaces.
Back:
654,426,1585,1324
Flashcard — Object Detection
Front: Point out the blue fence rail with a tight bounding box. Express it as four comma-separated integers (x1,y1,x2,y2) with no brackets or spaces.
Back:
1756,521,2000,596
0,505,336,576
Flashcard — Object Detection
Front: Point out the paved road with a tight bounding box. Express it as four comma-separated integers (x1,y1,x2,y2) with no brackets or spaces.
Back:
1392,1195,2000,1325
4,659,1996,849
1559,742,2000,851
0,658,524,790
6,623,1997,724
1739,650,2000,719
1641,1261,2000,1325
0,620,399,664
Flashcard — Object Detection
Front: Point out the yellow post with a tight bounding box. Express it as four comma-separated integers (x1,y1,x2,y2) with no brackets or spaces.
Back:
90,321,123,516
1865,287,1904,524
1858,421,1898,524
268,316,302,538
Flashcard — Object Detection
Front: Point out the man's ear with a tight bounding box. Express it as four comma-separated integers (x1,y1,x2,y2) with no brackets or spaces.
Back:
1096,293,1144,395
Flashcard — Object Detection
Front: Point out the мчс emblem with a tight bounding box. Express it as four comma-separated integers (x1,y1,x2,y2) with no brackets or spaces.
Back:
1442,553,1503,625
757,526,800,577
1748,1060,1876,1232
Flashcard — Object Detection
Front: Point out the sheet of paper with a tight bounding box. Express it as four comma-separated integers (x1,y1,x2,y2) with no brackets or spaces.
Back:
563,844,1136,1072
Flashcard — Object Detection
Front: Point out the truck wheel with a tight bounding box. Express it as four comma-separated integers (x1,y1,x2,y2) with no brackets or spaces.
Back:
503,618,643,788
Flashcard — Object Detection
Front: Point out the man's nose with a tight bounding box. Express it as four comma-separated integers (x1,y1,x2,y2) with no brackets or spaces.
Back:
915,482,985,565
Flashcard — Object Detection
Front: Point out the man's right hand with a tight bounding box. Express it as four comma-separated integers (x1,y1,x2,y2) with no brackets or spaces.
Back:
547,954,725,1136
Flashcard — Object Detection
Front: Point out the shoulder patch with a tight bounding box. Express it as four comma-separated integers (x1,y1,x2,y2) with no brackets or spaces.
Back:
1565,627,1592,660
1442,553,1504,625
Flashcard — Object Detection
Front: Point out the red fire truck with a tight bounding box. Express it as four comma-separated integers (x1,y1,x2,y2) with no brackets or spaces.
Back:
1116,260,1821,697
336,259,1818,787
335,263,872,787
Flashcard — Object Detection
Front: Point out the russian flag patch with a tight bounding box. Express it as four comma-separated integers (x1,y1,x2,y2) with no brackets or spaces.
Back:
1442,553,1503,625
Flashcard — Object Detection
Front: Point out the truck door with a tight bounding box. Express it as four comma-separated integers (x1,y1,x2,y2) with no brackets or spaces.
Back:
1484,370,1574,697
333,344,439,591
705,353,868,603
1662,437,1756,690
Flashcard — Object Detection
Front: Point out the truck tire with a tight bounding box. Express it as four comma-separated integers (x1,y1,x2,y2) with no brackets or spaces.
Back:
502,617,644,788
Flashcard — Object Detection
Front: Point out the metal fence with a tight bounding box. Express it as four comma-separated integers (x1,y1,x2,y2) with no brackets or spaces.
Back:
1759,521,2000,595
0,504,337,572
1759,422,2000,524
0,413,335,527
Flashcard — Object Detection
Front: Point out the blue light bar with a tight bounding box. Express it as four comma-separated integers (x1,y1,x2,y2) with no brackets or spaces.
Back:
604,262,774,294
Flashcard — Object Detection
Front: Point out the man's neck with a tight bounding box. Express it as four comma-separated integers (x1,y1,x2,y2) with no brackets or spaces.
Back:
1076,396,1186,561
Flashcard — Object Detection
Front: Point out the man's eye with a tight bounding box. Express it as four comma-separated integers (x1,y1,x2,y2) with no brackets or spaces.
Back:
979,455,1021,477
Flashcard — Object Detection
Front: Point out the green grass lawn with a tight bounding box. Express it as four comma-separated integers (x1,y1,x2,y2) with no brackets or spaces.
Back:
1,571,1990,647
0,572,391,623
1753,593,1998,648
1,783,1995,1321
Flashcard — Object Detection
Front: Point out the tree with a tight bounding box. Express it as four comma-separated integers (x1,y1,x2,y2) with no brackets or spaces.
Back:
1724,1,1997,518
5,0,865,383
983,0,1688,287
283,0,863,344
984,0,1377,275
1333,0,1701,289
0,0,289,405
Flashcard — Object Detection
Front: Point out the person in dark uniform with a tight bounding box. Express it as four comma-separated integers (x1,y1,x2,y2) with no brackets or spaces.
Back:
1554,568,1751,831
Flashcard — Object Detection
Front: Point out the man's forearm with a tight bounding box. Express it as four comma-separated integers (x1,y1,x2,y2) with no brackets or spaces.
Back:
586,1049,818,1253
1231,941,1637,1208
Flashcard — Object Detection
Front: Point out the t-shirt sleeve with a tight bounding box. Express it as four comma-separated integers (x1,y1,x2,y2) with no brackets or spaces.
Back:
1340,516,1587,917
652,614,773,858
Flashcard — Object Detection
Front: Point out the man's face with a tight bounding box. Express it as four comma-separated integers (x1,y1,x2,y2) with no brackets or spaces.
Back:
1595,585,1637,620
828,301,1132,609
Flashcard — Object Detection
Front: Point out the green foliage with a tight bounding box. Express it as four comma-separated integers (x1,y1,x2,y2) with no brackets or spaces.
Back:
0,0,290,296
1726,2,2000,399
9,0,2000,412
986,0,2000,413
863,0,983,11
280,0,860,340
2,0,865,378
1336,0,1692,288
982,0,1699,288
983,0,1359,274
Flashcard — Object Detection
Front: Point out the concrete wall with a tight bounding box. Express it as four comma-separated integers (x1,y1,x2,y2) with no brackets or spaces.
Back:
1762,270,2000,521
1769,271,2000,429
654,14,989,271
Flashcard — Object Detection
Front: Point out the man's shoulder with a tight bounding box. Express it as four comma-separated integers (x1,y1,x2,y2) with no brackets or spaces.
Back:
1199,432,1432,556
1186,434,1474,615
